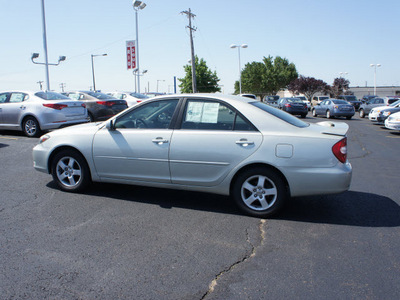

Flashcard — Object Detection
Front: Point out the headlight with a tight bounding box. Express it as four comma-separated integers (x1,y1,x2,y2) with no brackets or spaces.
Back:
39,134,51,144
382,111,391,117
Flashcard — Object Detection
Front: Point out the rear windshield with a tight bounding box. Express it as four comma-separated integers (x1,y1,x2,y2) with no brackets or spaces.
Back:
251,102,309,128
87,92,117,100
344,96,357,101
35,91,70,100
130,93,149,99
332,100,349,104
389,99,400,107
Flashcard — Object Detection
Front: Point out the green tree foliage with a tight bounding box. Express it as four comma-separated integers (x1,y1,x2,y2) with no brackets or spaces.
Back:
288,76,329,101
235,56,298,99
178,56,221,93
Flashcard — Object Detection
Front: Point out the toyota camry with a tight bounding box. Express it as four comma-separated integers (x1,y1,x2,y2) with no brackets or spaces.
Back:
33,94,352,217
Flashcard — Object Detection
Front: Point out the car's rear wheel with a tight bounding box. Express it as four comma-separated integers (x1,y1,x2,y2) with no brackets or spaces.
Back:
88,112,95,122
346,116,352,120
23,117,41,137
51,150,91,192
326,110,332,119
232,167,287,218
301,114,307,118
359,109,365,118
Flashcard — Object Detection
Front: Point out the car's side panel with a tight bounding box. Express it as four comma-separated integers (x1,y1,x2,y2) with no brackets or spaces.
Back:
92,127,172,183
169,130,263,186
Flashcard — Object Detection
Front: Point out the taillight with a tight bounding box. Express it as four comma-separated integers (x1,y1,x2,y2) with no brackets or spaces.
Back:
285,104,291,107
97,101,115,107
332,137,347,163
43,103,68,110
81,103,86,108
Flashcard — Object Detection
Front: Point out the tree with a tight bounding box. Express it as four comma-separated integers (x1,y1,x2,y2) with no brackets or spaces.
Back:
288,76,329,101
330,77,350,98
178,56,221,93
234,56,298,99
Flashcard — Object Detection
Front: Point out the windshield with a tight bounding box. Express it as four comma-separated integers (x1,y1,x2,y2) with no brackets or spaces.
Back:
251,102,309,128
35,91,70,100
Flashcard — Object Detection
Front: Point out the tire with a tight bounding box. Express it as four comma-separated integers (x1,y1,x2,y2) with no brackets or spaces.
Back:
88,112,95,122
51,150,91,192
326,110,332,119
312,109,317,117
301,114,307,118
346,116,352,120
23,117,41,137
359,109,365,118
232,167,288,218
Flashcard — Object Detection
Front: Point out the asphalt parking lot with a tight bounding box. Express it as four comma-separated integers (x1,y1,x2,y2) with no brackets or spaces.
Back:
1,114,399,299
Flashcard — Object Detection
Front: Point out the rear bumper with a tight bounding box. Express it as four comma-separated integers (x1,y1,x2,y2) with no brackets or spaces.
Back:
285,161,352,197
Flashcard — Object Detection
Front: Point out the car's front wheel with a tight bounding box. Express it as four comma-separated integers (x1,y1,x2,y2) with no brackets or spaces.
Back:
51,150,91,192
232,167,288,218
359,109,365,118
326,110,332,119
312,109,317,117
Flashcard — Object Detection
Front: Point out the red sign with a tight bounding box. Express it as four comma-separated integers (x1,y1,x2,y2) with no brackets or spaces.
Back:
126,40,136,70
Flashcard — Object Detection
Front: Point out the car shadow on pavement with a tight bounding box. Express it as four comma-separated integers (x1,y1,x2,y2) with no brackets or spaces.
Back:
47,181,242,216
46,182,400,226
277,191,400,227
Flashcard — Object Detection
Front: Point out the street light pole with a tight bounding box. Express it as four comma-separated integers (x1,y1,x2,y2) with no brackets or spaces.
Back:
370,64,381,95
230,44,248,94
91,54,107,91
40,0,50,91
133,1,146,94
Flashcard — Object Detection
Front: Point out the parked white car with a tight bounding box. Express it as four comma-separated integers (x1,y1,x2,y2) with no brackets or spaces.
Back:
107,91,149,107
369,99,400,123
0,91,88,137
33,94,352,217
385,111,400,131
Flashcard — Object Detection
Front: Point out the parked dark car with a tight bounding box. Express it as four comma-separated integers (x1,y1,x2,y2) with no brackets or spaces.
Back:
278,97,308,118
337,95,362,111
361,95,378,103
312,99,355,119
63,91,128,122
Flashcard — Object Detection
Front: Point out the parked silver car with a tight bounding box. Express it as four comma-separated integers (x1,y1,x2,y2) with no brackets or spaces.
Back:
359,97,386,118
108,91,149,107
312,99,355,119
0,91,88,137
33,94,352,217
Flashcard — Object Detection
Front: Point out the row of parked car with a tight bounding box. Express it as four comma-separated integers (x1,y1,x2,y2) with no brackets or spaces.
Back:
1,90,399,138
0,90,155,137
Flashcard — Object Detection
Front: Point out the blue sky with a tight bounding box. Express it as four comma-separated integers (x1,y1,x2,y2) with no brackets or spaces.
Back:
1,0,399,94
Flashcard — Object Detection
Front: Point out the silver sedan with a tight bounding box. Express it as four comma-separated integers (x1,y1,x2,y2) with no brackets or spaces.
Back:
0,91,88,137
33,94,352,217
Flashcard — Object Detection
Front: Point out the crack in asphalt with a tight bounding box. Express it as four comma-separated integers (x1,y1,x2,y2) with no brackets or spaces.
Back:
201,219,266,300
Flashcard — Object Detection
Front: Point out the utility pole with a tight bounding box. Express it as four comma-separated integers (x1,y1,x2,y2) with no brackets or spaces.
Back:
59,83,66,92
37,81,44,90
181,8,197,93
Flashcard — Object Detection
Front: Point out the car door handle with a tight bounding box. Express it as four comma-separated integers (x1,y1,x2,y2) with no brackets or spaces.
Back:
236,139,254,147
152,137,169,145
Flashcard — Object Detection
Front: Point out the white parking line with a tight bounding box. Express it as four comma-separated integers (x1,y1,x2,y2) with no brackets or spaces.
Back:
0,136,19,140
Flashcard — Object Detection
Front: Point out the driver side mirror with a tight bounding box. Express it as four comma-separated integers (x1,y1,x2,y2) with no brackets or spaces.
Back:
106,119,116,131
